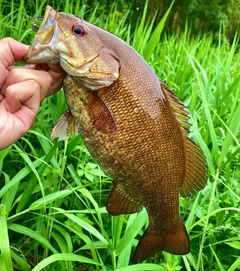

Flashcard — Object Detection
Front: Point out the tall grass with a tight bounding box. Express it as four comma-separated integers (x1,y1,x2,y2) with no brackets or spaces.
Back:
0,0,239,270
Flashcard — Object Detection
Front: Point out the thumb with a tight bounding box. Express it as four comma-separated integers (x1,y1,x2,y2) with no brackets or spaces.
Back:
0,37,29,68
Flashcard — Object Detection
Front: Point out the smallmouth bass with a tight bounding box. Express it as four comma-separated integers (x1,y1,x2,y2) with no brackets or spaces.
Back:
23,6,207,262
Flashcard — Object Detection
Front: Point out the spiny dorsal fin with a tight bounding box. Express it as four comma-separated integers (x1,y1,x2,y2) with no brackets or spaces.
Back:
160,81,207,196
51,110,78,141
160,82,191,135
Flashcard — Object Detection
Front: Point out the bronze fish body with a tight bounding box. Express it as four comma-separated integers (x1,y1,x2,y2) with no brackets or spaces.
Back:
24,6,207,262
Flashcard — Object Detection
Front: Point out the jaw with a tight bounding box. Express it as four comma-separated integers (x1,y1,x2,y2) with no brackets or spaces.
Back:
23,39,60,64
23,5,60,64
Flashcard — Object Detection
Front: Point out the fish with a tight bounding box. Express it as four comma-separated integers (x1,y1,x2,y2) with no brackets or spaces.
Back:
23,6,207,262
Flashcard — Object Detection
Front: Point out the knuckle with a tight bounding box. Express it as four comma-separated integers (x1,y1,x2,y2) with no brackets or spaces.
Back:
45,73,53,86
1,37,15,44
6,84,17,98
28,79,40,90
7,69,25,84
8,68,18,79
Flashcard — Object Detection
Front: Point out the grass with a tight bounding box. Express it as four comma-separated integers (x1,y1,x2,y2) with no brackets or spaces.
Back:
0,0,240,270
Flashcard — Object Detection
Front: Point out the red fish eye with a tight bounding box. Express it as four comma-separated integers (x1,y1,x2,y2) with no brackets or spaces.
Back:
72,25,86,36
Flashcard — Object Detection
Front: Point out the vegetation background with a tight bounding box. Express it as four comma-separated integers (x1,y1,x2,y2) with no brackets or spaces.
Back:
0,0,239,270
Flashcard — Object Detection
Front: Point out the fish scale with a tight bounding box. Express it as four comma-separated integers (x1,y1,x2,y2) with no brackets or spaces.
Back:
23,5,207,262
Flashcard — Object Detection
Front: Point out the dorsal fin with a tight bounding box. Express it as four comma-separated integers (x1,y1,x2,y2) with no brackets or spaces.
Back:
160,82,191,135
180,136,207,196
160,81,207,196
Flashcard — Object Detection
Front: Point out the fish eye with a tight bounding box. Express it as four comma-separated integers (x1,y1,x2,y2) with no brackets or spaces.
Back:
72,25,86,36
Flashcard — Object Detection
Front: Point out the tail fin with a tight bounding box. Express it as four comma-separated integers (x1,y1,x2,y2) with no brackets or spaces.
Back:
133,220,190,263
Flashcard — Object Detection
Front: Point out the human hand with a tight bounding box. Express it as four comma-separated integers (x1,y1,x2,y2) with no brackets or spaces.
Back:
0,37,65,150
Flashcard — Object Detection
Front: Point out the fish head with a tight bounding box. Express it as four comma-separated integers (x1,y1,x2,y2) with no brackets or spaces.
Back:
24,5,120,89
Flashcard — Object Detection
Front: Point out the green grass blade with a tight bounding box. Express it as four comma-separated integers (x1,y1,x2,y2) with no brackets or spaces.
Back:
63,212,108,245
0,206,12,271
209,244,225,271
0,159,42,199
8,223,58,254
10,249,31,271
31,253,99,271
116,210,148,255
218,101,240,168
228,258,240,271
143,0,175,62
29,189,75,210
116,263,166,271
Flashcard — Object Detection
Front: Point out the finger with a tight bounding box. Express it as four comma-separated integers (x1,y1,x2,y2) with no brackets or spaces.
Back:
0,93,4,102
6,68,53,104
0,62,9,89
0,84,40,149
35,63,66,96
5,79,41,114
1,65,35,95
47,68,65,96
8,65,64,98
0,37,29,67
7,65,35,71
35,63,64,73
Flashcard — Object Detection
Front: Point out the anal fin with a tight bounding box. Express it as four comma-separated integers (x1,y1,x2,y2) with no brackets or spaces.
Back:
106,181,142,216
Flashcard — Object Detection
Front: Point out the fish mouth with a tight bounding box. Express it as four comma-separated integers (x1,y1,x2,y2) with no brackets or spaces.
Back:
23,5,60,64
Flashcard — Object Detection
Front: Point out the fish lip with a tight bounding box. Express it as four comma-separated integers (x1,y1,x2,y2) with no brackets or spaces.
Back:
23,6,88,65
23,5,60,64
23,41,60,64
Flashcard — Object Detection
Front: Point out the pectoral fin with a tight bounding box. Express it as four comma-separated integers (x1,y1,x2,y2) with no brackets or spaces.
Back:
85,94,116,133
51,110,78,141
107,181,142,215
